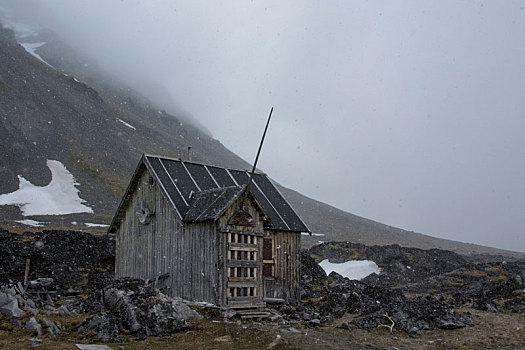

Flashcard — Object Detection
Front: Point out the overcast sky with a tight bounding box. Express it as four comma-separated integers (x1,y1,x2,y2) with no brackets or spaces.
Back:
2,1,524,252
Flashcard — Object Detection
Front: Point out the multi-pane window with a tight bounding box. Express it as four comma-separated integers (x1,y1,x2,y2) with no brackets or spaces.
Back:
227,233,258,261
227,231,259,300
228,267,256,278
229,287,256,297
229,232,255,244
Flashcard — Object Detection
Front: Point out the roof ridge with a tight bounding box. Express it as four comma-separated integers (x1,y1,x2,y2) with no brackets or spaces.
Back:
144,153,267,175
192,185,244,195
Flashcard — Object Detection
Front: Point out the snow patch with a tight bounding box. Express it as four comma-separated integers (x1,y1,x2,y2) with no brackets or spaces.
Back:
85,223,109,228
20,42,54,68
319,259,381,280
117,118,136,130
0,160,93,216
301,232,325,236
15,219,46,227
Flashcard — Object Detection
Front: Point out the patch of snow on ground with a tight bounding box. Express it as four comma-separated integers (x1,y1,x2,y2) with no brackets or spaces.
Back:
85,223,109,228
0,160,93,216
20,42,54,68
319,259,381,280
15,219,46,227
117,119,136,130
301,232,325,236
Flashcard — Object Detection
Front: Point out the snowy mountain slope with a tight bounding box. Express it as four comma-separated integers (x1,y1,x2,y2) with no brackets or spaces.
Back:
0,24,249,223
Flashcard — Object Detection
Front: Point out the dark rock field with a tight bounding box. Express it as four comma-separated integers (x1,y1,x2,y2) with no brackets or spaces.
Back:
0,229,524,344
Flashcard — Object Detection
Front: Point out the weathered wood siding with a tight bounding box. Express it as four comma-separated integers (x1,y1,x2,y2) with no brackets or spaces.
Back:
115,169,219,304
264,230,301,304
182,221,219,303
115,170,164,281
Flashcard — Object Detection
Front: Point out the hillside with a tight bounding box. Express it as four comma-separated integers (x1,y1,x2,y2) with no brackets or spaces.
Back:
0,23,249,221
0,23,522,258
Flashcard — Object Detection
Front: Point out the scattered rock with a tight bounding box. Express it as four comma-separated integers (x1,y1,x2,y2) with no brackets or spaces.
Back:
299,244,525,334
28,278,54,288
214,335,233,342
336,322,351,330
283,327,301,333
267,334,286,349
80,278,201,340
1,228,524,342
75,345,113,350
309,318,321,327
57,305,72,316
0,229,115,294
0,290,25,319
28,337,43,348
78,313,120,343
42,318,62,336
25,317,43,336
436,316,473,330
515,274,523,286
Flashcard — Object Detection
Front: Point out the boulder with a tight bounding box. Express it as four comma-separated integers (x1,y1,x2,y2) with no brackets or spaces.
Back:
80,278,201,340
25,317,43,336
0,291,25,319
78,313,120,342
42,318,62,336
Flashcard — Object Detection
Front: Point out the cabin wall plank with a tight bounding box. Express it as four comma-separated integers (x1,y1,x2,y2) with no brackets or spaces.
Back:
264,230,301,304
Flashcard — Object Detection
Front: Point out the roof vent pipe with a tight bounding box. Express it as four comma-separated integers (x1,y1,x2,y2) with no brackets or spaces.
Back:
187,146,192,161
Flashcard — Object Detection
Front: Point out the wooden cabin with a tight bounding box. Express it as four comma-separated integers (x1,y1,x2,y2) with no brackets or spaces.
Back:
108,154,309,308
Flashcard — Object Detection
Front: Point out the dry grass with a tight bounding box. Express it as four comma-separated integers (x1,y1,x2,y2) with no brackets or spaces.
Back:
460,270,488,278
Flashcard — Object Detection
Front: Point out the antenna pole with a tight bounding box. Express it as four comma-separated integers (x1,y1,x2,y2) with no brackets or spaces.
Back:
244,107,274,198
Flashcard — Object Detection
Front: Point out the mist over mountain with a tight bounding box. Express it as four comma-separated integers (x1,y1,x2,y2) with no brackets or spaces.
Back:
0,22,249,218
0,19,523,259
1,1,523,254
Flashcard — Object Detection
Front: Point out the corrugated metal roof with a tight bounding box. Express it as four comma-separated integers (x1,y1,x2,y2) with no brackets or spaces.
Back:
144,154,309,232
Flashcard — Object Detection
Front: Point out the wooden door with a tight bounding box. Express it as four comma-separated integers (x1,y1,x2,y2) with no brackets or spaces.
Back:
226,231,262,307
262,237,276,298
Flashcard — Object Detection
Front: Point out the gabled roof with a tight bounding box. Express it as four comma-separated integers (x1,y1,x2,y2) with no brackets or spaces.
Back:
108,154,310,233
184,185,246,222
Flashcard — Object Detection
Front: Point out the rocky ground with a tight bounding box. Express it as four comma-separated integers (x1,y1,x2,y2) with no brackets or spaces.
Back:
0,229,524,349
